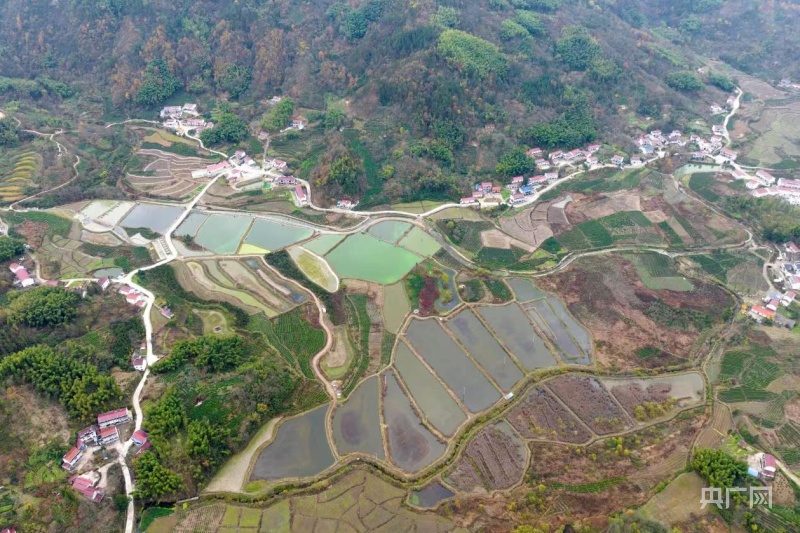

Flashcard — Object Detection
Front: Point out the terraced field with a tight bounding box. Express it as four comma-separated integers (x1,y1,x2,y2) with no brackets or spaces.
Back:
126,148,212,199
0,151,39,203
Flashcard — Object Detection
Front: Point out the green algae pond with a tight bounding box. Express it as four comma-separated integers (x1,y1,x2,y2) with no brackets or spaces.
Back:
195,214,252,255
243,219,314,251
249,404,335,481
393,340,466,436
404,319,501,413
331,376,385,459
445,309,524,392
325,232,422,284
174,211,208,237
367,220,412,243
303,233,344,255
397,226,441,256
382,371,446,473
475,303,556,370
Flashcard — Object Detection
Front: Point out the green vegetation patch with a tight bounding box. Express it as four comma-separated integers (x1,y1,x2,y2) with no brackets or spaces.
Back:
273,306,326,379
483,279,512,302
438,30,507,78
551,477,626,493
628,253,693,291
689,253,748,282
688,172,722,203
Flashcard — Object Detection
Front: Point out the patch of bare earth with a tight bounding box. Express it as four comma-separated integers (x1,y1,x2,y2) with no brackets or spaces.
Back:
479,229,535,252
537,255,731,371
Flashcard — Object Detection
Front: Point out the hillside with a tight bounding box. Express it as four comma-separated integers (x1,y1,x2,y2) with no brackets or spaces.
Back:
0,0,760,206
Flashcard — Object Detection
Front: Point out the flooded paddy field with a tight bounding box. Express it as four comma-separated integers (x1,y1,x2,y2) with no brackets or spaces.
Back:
120,202,184,234
325,232,422,284
367,220,412,243
382,282,410,333
174,211,208,237
409,481,454,508
303,233,344,255
507,277,547,302
331,376,385,459
243,219,314,252
382,371,446,473
195,214,252,254
475,304,557,370
404,319,500,413
397,226,441,256
250,404,335,481
393,340,467,436
525,299,591,364
445,309,524,392
546,297,593,355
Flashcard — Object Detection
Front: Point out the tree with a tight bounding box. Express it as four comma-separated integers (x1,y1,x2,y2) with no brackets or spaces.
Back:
327,154,364,196
200,110,248,145
0,118,21,147
431,6,458,28
134,59,181,106
6,286,79,328
260,98,295,132
556,26,601,70
691,448,748,491
323,108,346,130
145,388,186,439
709,73,736,92
133,452,184,502
665,71,704,92
0,236,24,262
186,419,230,474
496,147,536,177
216,63,252,99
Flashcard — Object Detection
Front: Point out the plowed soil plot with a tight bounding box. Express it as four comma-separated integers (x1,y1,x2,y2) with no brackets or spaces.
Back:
536,254,732,371
546,376,632,435
506,386,592,444
448,421,527,492
609,383,671,418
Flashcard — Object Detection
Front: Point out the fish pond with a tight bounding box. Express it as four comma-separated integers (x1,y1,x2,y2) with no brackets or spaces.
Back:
367,220,412,243
404,319,501,413
476,304,557,370
445,309,524,392
250,404,335,481
382,371,446,473
409,481,454,509
525,299,591,365
174,211,208,237
120,203,184,234
325,232,422,284
382,282,410,333
243,219,314,252
331,376,385,459
506,277,547,303
393,340,466,436
397,226,441,256
195,214,253,255
303,233,344,255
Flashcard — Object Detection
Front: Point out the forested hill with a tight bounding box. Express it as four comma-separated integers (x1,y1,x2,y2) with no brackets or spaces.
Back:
1,0,797,204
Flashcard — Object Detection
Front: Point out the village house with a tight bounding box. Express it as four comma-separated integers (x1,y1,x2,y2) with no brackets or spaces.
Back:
586,156,599,166
289,117,306,130
293,184,308,206
511,176,524,186
460,197,477,205
611,155,625,166
712,125,726,136
265,158,289,172
526,147,543,158
71,476,105,503
491,186,502,194
544,172,558,182
206,161,231,176
479,181,493,193
337,199,354,209
62,446,83,471
778,178,800,190
731,169,749,181
719,148,738,162
528,176,548,187
230,150,247,165
8,263,34,288
726,95,736,108
549,150,564,162
159,106,183,119
692,152,707,161
630,157,643,166
77,425,99,448
275,176,297,186
97,408,131,429
749,305,775,322
97,277,111,291
132,354,145,371
746,180,760,190
132,430,149,447
766,298,781,312
97,426,120,446
160,306,174,319
756,170,776,185
182,118,206,129
710,104,724,115
761,454,777,480
785,242,800,261
519,184,535,196
586,144,601,153
472,189,485,199
509,193,526,205
782,291,797,306
182,103,198,114
163,119,179,130
535,158,551,170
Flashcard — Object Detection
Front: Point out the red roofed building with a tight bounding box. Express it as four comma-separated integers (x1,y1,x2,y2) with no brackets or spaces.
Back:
511,176,524,184
71,476,96,492
526,148,543,158
472,189,484,198
761,454,777,479
82,487,105,503
766,298,780,311
8,263,34,287
749,305,775,321
480,181,493,192
98,426,119,445
782,291,796,306
294,184,307,205
132,429,149,447
62,446,83,471
77,425,99,447
275,176,296,186
97,408,131,428
460,197,476,205
206,161,231,175
510,193,526,205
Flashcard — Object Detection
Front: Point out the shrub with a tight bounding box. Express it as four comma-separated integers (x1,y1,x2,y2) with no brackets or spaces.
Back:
438,30,507,78
665,71,704,92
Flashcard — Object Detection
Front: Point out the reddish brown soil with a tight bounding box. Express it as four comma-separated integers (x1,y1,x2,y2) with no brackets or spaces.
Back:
506,386,592,444
449,424,527,492
610,383,672,418
14,220,49,248
418,276,439,316
537,255,732,371
546,376,632,435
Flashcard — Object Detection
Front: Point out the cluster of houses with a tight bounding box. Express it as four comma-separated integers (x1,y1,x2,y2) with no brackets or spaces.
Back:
708,94,738,116
8,263,34,288
117,284,147,308
61,408,151,504
749,241,800,326
160,103,213,134
752,177,800,204
526,144,601,171
636,129,687,159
